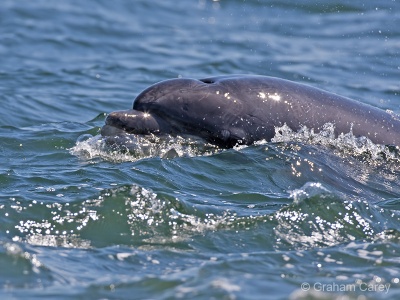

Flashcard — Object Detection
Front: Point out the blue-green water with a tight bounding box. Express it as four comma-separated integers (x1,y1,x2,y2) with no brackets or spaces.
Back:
1,1,400,299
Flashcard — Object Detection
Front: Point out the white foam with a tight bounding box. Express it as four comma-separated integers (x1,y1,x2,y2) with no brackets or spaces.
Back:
272,123,400,163
70,134,220,162
70,123,400,164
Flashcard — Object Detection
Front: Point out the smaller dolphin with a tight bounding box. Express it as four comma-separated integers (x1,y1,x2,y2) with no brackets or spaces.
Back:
101,75,400,148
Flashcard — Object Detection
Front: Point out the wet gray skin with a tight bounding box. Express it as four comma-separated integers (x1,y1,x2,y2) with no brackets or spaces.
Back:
101,75,400,148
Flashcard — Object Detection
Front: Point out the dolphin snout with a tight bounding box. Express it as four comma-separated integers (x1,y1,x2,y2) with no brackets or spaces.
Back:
102,109,161,135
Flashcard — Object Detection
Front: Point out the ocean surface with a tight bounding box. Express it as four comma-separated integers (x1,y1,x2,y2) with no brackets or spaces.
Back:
1,0,400,299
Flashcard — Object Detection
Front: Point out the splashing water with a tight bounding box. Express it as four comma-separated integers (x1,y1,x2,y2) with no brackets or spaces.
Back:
271,123,400,164
70,123,400,165
70,133,221,162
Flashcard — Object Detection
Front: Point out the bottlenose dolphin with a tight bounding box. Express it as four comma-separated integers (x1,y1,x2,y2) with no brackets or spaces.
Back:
101,75,400,148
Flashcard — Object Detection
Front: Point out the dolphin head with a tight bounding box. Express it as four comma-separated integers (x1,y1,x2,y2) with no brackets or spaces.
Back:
101,76,261,147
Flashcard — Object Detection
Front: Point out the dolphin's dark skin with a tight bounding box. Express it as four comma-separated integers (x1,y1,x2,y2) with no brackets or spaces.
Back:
101,75,400,148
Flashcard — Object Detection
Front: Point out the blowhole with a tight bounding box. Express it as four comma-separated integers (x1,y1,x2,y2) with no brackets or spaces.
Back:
199,78,215,84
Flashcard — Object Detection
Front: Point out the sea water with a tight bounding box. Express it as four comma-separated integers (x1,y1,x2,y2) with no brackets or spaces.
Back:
1,1,400,299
